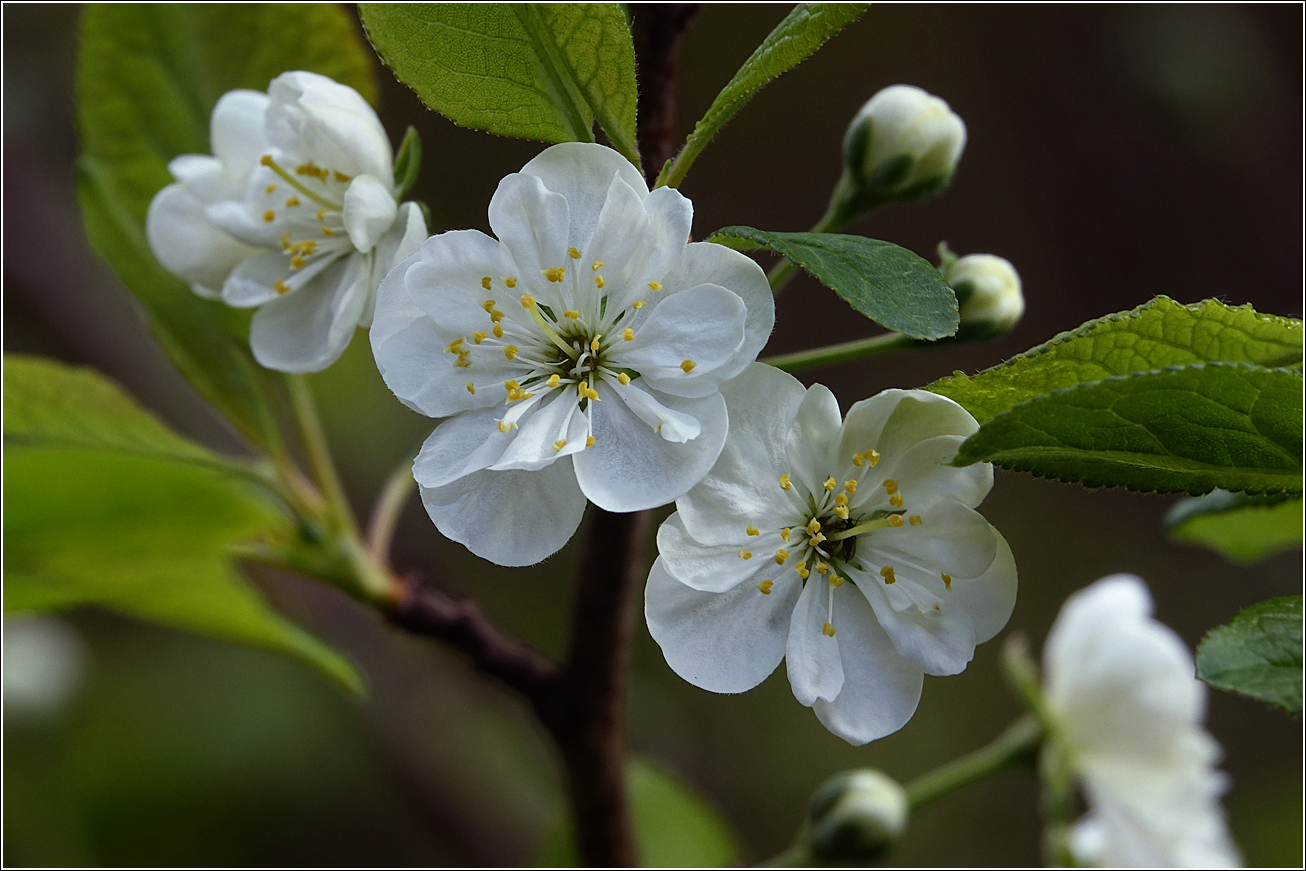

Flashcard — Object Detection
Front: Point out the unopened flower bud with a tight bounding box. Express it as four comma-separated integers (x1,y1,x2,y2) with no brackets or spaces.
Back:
943,252,1024,340
806,769,909,862
840,84,966,212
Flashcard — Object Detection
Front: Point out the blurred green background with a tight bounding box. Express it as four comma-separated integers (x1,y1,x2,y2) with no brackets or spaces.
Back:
4,3,1301,866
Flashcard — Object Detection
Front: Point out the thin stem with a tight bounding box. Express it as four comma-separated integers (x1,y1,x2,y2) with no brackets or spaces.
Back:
286,374,356,535
904,715,1043,812
761,331,916,372
367,451,418,569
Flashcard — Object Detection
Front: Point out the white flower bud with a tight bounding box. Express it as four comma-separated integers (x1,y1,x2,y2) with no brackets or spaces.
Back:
944,253,1024,339
806,769,909,862
843,84,967,205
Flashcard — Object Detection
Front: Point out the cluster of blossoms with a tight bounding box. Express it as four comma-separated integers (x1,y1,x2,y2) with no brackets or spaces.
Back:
148,77,1242,862
147,71,426,372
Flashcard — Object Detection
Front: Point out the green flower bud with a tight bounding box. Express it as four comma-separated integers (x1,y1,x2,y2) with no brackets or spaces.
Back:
944,252,1024,340
806,769,909,863
840,84,967,211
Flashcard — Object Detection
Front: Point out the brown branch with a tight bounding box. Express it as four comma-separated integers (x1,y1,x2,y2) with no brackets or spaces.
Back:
631,4,701,184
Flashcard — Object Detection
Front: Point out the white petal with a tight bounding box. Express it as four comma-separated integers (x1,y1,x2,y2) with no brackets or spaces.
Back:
855,564,978,677
342,174,397,252
676,363,807,545
618,284,746,398
518,141,648,250
864,501,999,581
488,172,570,300
838,389,979,475
602,186,694,309
608,381,702,443
646,556,799,694
785,383,843,497
360,201,428,327
583,173,651,277
419,459,587,567
266,71,391,180
573,387,727,512
222,251,292,307
880,433,992,510
248,255,368,373
658,242,775,381
146,184,256,292
786,577,844,706
399,230,516,336
167,154,241,202
492,391,590,471
812,588,925,745
209,89,270,171
656,512,769,593
948,529,1017,645
412,407,516,489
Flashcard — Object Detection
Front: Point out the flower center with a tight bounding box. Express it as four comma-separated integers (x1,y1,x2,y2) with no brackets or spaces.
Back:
258,154,353,294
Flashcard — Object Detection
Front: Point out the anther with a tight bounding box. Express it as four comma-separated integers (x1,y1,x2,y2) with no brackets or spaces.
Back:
316,208,327,221
259,155,273,166
497,421,512,433
739,549,753,560
492,324,504,338
822,622,836,637
490,310,504,322
285,196,300,207
473,331,487,344
590,336,602,352
880,566,896,584
617,372,630,385
482,299,496,312
780,527,791,542
465,382,475,394
591,260,604,271
262,210,275,222
265,183,277,194
883,479,899,495
888,514,905,528
758,580,774,595
290,255,306,269
806,518,822,535
279,231,292,249
779,474,792,491
830,575,845,588
521,294,536,308
796,564,810,580
542,267,566,282
454,353,471,368
547,374,560,388
505,278,518,288
553,439,568,452
568,247,582,260
586,436,596,446
623,328,634,341
595,276,605,289
845,480,858,493
834,505,850,519
815,562,828,575
808,533,826,546
680,359,696,373
890,493,904,508
504,345,519,360
942,573,952,591
774,549,789,565
909,515,922,526
648,281,662,291
824,477,836,492
321,226,334,236
504,379,520,391
447,338,465,354
564,310,580,319
746,525,760,536
481,277,493,290
834,494,849,508
274,279,291,295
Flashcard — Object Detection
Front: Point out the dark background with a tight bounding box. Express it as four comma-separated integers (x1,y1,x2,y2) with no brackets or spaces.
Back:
5,3,1302,866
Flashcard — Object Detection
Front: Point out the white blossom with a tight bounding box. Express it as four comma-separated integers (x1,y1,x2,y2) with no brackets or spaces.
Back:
146,71,427,373
370,143,774,567
1044,575,1241,867
945,253,1024,339
646,364,1017,744
844,84,967,203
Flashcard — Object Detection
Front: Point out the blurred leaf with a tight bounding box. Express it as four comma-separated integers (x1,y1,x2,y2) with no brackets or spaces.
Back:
393,126,423,199
535,757,743,866
1166,489,1303,564
710,226,958,339
930,296,1303,423
75,3,378,447
660,3,867,187
360,3,641,168
1197,597,1303,715
953,363,1303,495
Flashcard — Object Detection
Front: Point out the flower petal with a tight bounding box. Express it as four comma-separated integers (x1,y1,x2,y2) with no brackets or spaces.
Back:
583,173,651,277
248,254,368,373
948,528,1017,645
786,577,844,706
419,458,586,567
864,500,999,581
785,383,843,498
342,174,397,252
399,229,516,337
222,249,337,308
267,71,391,180
657,242,775,381
492,391,591,471
518,141,648,250
608,381,702,443
573,387,727,512
209,88,270,172
618,284,747,398
838,389,979,474
146,184,256,295
811,588,925,744
677,363,807,545
602,186,693,309
488,172,570,301
656,512,771,593
412,406,516,489
360,201,428,327
879,434,992,511
854,563,978,677
646,556,799,694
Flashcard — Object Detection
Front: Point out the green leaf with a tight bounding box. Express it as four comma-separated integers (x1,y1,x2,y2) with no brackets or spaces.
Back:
393,126,423,199
709,226,958,339
660,3,868,187
2,356,362,696
75,3,378,446
1197,597,1303,715
953,363,1303,495
360,3,641,168
1165,489,1303,564
930,296,1303,423
536,757,743,866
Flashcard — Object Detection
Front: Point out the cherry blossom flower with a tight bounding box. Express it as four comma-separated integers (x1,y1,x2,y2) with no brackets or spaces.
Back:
147,71,426,372
646,364,1017,744
1044,575,1241,867
370,143,774,566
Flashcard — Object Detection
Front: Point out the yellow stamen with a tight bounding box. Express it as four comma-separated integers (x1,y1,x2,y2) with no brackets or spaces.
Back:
880,566,896,584
830,575,845,588
465,382,475,394
482,299,497,312
632,300,646,309
834,506,850,519
568,247,582,260
883,479,899,495
680,359,696,373
265,183,277,194
454,353,471,368
285,196,300,208
447,338,465,354
780,528,791,542
321,226,334,236
845,480,858,493
563,310,580,319
497,421,512,433
909,515,922,526
586,435,596,447
774,549,789,565
262,209,275,222
822,622,835,637
493,324,504,338
746,525,760,536
316,208,327,221
739,549,753,560
824,477,836,492
806,518,821,535
290,255,306,269
274,279,290,295
888,514,905,528
758,580,774,595
592,260,604,271
814,562,828,575
520,294,536,309
547,374,560,388
623,328,635,341
779,474,792,491
504,345,519,360
505,278,518,288
617,372,631,385
260,155,273,166
595,275,605,289
835,494,849,507
890,493,904,508
473,331,487,344
648,281,662,291
808,533,826,546
796,564,810,580
504,380,520,391
481,276,493,291
542,267,566,283
942,573,952,591
279,230,292,249
554,439,568,452
590,336,602,352
490,309,504,323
